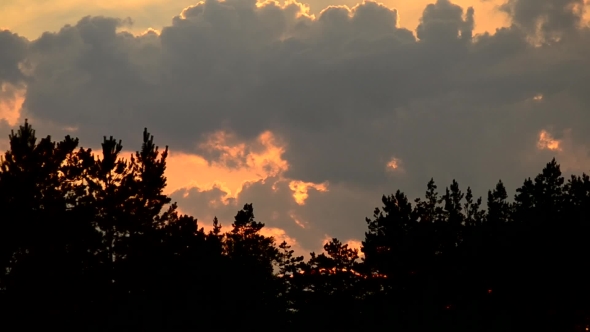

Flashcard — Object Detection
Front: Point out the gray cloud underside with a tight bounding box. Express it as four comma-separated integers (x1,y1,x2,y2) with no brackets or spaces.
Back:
2,0,590,252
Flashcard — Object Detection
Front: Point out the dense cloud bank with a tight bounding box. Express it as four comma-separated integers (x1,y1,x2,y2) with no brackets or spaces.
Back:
1,0,589,252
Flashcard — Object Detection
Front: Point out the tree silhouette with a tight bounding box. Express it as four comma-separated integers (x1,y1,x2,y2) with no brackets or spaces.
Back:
1,121,590,331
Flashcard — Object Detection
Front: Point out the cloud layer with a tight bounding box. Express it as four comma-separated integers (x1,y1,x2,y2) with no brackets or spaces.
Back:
1,0,590,255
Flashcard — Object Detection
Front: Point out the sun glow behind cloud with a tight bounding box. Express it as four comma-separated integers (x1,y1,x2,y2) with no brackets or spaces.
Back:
386,157,405,174
166,130,289,201
164,129,331,209
537,130,561,151
386,157,400,170
533,128,590,173
2,0,513,40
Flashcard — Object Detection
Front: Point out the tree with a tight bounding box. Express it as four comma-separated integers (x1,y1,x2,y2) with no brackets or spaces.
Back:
2,119,590,331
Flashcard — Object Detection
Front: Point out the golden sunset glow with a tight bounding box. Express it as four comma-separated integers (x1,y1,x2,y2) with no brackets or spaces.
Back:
200,130,288,175
386,157,404,174
140,27,161,36
537,130,561,151
86,126,332,258
259,226,299,246
381,0,509,35
0,0,199,39
0,83,25,127
289,180,329,205
166,130,289,202
320,235,364,258
386,157,400,170
346,239,364,258
534,129,590,173
2,0,514,41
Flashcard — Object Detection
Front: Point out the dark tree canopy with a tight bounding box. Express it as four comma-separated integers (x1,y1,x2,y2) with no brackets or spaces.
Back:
0,120,589,331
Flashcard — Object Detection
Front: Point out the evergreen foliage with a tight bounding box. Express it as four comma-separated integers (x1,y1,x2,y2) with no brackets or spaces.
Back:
1,120,589,331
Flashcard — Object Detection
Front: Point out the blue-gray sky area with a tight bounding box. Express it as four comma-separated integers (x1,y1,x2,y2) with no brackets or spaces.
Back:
1,0,590,256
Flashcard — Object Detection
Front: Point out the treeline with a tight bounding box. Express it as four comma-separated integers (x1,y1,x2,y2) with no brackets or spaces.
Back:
0,120,589,331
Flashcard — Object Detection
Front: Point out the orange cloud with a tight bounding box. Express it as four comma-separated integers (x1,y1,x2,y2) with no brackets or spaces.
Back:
386,157,400,170
198,130,289,176
288,180,329,205
0,83,25,126
256,226,309,261
289,211,308,229
260,226,298,245
385,156,405,174
534,128,590,173
537,130,561,151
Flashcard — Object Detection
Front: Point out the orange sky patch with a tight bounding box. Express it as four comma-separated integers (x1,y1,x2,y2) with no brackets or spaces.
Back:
260,226,299,246
345,239,364,258
375,0,509,35
165,130,289,203
4,0,512,40
0,83,25,127
259,226,309,262
321,235,364,258
89,131,283,201
167,130,328,206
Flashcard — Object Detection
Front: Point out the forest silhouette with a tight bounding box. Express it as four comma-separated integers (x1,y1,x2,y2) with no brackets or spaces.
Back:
1,120,589,331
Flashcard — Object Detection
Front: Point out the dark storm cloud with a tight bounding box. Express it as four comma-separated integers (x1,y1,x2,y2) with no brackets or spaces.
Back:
500,0,585,38
0,30,28,85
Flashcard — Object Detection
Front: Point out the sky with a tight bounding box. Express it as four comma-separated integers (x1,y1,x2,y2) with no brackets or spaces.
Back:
1,0,590,257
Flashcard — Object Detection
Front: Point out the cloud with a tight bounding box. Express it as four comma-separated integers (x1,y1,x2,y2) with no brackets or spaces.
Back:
531,127,590,173
289,180,329,205
2,0,590,258
537,129,562,151
500,0,586,41
386,157,403,172
0,30,28,85
416,0,474,41
164,129,290,200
